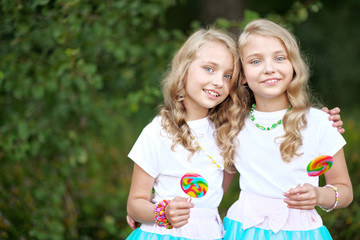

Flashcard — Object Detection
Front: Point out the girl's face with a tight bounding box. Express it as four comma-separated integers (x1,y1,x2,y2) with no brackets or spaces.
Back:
184,41,233,120
241,35,294,111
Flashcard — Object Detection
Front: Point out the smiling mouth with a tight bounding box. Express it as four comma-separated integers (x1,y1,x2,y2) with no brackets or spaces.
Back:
204,90,219,97
263,79,279,84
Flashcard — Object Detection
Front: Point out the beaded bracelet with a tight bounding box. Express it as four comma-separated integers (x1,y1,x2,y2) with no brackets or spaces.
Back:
154,199,173,229
320,184,339,212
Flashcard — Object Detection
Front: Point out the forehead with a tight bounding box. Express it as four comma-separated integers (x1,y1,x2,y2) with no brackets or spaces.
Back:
196,41,234,65
242,35,286,56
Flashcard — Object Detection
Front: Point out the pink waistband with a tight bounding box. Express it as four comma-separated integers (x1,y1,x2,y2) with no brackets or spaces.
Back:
226,191,323,233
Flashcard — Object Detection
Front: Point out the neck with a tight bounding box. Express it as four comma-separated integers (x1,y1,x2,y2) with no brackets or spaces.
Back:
185,111,209,121
253,97,290,112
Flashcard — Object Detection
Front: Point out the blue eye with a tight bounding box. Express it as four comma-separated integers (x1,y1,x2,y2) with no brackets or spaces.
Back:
224,74,232,80
276,56,285,61
250,59,260,64
205,66,214,72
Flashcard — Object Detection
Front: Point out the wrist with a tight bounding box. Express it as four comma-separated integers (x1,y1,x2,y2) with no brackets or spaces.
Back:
154,199,173,229
314,186,321,204
319,184,339,212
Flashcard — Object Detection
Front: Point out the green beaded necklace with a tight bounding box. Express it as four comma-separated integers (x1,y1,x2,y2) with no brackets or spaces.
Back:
250,103,289,131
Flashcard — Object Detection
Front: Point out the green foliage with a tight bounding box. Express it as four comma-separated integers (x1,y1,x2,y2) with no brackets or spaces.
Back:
296,0,360,108
214,1,323,34
0,0,185,239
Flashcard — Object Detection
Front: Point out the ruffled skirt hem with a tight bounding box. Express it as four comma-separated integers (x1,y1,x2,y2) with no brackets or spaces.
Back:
223,217,332,240
126,228,222,240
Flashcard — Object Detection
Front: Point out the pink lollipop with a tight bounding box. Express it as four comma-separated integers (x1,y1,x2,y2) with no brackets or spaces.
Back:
307,155,333,177
180,173,208,198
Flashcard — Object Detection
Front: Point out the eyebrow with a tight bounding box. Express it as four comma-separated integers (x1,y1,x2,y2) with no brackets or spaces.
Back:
243,50,288,60
243,53,259,60
200,60,220,66
204,60,234,70
273,50,287,55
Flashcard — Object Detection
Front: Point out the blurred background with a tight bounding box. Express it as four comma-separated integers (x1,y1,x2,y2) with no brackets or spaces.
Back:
0,0,359,239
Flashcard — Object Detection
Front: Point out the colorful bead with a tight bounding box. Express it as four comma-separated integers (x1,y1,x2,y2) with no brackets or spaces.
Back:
250,103,289,131
192,136,222,169
320,184,339,212
154,200,173,229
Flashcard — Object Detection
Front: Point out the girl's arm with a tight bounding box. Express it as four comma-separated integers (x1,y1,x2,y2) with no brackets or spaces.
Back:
284,148,353,210
319,148,353,208
127,163,157,223
127,163,194,228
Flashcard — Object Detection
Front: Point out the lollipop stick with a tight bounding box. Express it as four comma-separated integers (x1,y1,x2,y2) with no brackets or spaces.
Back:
187,197,192,203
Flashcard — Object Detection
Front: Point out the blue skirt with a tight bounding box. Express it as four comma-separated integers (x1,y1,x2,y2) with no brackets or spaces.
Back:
223,217,332,240
126,228,222,240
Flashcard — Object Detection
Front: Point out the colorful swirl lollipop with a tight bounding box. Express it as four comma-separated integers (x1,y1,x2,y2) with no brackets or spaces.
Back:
180,173,208,198
307,155,333,177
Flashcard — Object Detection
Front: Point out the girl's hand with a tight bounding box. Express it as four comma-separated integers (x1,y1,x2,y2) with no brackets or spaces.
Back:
165,196,194,228
321,107,345,133
283,183,318,210
126,215,139,230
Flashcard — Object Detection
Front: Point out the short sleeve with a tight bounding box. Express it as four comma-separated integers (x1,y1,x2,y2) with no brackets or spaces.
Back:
128,120,160,178
316,110,346,156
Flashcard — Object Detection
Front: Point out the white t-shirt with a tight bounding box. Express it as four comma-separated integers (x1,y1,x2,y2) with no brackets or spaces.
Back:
234,107,346,198
128,116,224,208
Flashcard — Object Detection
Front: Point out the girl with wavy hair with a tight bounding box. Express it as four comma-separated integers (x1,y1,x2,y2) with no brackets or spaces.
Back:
223,19,353,240
126,27,247,239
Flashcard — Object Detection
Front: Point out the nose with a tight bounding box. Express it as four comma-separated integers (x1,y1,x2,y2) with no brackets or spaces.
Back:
212,73,224,87
264,61,275,74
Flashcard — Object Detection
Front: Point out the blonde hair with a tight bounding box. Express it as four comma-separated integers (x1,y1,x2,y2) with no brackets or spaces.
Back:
238,19,312,162
159,28,246,170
